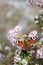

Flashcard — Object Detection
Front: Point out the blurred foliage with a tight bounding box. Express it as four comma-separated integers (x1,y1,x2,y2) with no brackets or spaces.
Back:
16,62,22,65
0,61,3,65
20,50,30,60
35,11,43,27
40,11,43,16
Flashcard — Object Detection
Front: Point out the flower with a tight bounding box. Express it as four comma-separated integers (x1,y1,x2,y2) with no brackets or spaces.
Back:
22,59,28,65
35,16,38,19
28,0,43,8
36,46,43,58
7,25,23,46
31,30,38,36
14,55,21,63
14,49,21,64
5,46,11,51
40,38,43,43
41,32,43,36
0,53,5,60
28,30,38,38
7,29,15,40
35,20,39,23
14,25,22,32
0,53,3,60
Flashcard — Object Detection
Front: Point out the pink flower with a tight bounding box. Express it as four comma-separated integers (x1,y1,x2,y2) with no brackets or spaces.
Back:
7,29,15,39
28,0,43,8
40,38,43,43
14,25,22,32
28,30,38,37
37,47,43,58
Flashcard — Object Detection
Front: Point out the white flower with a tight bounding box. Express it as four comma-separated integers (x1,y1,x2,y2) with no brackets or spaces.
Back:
7,29,17,46
31,30,38,36
28,33,33,37
35,16,38,19
7,29,15,39
13,25,22,38
35,20,39,23
29,0,43,7
14,25,22,32
10,38,17,43
40,38,43,43
35,0,43,6
0,53,5,60
37,47,43,58
41,32,43,35
0,53,3,60
7,25,22,42
5,46,11,51
22,59,28,65
28,30,38,37
14,55,21,63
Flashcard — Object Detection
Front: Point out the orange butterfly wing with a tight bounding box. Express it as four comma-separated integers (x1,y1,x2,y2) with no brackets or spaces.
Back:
17,41,23,46
28,39,35,44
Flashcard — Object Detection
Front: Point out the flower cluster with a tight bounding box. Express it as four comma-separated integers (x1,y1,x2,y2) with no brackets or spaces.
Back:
28,0,43,8
14,49,28,65
40,38,43,43
7,25,22,46
28,30,38,40
36,45,43,58
34,11,43,28
0,53,5,60
22,59,28,65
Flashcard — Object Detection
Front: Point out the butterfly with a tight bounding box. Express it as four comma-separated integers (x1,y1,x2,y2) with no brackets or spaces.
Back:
17,37,36,51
